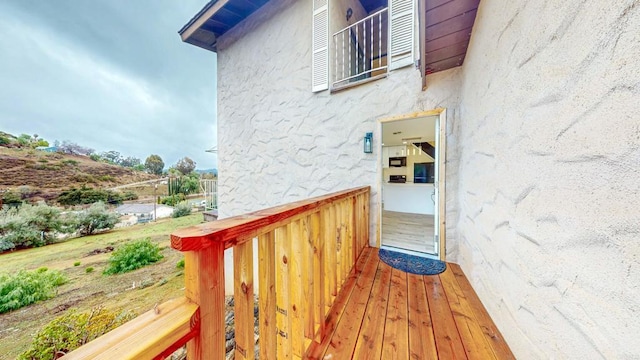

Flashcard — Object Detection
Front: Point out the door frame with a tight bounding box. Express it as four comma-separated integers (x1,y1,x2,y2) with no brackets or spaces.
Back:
376,108,447,260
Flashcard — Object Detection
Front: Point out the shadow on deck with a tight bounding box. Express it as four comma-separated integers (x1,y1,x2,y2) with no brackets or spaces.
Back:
306,247,514,359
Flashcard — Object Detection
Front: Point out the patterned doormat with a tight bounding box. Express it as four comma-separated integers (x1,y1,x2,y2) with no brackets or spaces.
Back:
379,249,446,275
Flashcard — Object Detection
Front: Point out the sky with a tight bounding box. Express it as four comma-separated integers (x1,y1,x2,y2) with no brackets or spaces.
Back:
0,0,218,170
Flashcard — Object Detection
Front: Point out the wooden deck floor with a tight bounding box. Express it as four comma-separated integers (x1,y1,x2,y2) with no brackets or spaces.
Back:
305,247,514,360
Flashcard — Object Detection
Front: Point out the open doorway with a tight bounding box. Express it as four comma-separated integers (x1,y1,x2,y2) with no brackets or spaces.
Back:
379,110,445,260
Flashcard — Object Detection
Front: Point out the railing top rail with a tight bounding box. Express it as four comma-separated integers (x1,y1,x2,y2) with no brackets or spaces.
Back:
332,7,388,37
171,186,370,252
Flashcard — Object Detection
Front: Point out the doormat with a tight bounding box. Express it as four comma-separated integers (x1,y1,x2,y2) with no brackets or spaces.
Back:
378,249,446,275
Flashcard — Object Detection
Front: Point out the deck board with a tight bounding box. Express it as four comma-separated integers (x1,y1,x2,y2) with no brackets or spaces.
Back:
305,248,514,359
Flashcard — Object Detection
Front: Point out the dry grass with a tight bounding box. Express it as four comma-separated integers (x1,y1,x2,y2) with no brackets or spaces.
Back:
0,147,158,201
0,213,205,359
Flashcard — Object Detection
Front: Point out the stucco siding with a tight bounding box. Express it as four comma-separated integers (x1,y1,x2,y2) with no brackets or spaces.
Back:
216,0,462,257
455,0,640,358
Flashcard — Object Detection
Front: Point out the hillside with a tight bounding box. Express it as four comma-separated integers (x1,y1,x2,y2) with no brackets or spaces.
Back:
0,147,158,202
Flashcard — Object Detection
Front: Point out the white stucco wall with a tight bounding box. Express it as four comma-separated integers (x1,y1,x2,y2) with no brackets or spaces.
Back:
455,0,640,358
216,0,463,254
214,0,463,295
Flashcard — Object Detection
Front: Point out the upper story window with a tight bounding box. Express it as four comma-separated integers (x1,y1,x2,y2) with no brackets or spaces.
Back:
312,0,415,92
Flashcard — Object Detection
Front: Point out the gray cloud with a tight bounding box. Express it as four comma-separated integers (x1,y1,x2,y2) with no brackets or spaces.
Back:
0,0,217,170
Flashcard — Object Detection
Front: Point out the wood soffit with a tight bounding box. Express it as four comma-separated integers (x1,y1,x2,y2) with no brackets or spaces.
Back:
424,0,480,75
179,0,480,74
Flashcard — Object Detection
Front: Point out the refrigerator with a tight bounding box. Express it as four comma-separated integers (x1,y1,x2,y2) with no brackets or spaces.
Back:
414,162,434,183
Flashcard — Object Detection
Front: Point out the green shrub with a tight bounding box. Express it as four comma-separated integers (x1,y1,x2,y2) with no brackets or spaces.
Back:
61,159,79,166
0,268,67,313
160,194,185,207
73,202,119,236
73,262,81,267
103,238,163,275
0,135,9,145
57,186,135,206
97,175,114,182
0,203,72,251
172,202,192,218
85,267,94,274
176,258,185,269
1,190,22,206
18,307,136,360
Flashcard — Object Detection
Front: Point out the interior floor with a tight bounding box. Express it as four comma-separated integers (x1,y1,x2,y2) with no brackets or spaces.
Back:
381,210,435,254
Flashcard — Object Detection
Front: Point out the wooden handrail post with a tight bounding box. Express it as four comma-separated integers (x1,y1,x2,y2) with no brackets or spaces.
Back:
184,242,225,360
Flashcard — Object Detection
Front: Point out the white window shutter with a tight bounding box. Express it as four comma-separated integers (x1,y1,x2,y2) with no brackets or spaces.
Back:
389,0,415,70
312,0,329,92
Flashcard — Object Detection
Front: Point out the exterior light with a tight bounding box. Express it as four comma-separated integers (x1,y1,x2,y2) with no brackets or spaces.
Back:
364,132,373,153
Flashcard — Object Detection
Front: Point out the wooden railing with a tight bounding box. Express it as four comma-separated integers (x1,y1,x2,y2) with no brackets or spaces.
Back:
61,186,370,360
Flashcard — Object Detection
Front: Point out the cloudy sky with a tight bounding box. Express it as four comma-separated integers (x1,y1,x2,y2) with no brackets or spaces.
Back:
0,0,218,170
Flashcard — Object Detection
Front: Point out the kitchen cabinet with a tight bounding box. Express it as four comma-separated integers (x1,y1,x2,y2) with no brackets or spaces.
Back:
383,183,435,215
387,145,406,157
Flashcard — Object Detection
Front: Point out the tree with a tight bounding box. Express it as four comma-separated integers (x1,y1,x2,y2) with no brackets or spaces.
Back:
73,202,119,236
119,156,141,168
175,157,196,175
101,151,121,164
17,134,31,146
145,155,164,175
58,141,93,156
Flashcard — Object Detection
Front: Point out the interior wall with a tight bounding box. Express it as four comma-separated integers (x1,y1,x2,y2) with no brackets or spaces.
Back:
454,0,640,358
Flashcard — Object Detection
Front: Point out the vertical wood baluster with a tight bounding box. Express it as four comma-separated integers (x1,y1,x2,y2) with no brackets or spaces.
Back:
302,215,315,343
327,205,337,299
290,220,304,358
234,238,254,360
275,226,292,359
335,202,343,291
310,211,324,341
258,232,276,360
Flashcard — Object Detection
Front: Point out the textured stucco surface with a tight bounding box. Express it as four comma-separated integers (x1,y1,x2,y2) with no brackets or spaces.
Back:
216,0,462,248
214,0,462,293
209,0,639,357
455,0,640,358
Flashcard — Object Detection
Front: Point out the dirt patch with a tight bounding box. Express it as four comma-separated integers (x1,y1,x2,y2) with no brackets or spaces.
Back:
50,298,82,314
85,246,114,257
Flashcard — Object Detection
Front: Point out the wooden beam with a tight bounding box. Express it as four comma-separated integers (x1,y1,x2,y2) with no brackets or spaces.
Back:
59,297,198,360
184,242,225,360
171,187,370,252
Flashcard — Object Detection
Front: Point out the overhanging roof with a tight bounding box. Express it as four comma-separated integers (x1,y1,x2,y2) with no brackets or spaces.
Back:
178,0,270,52
421,0,480,75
